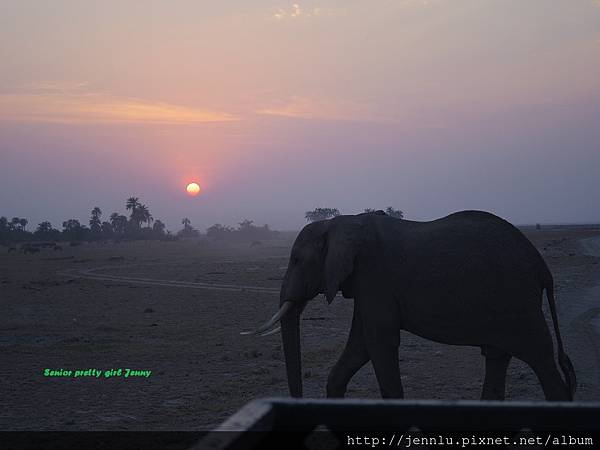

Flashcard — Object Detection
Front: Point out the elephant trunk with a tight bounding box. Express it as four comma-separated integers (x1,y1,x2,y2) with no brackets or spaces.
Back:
281,306,302,397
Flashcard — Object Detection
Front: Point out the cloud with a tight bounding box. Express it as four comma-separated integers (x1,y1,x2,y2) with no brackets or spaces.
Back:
272,3,323,20
255,95,450,129
256,95,405,123
257,96,362,120
0,84,237,124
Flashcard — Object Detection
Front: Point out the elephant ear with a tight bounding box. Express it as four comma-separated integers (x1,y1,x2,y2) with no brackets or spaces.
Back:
324,217,364,303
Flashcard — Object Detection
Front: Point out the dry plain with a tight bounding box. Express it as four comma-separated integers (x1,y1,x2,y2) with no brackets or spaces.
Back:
1,226,600,431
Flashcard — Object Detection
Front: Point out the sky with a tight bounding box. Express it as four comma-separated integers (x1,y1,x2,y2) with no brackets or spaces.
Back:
1,0,599,232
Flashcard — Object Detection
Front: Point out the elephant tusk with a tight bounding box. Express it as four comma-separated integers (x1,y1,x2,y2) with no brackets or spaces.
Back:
240,301,294,336
259,326,281,337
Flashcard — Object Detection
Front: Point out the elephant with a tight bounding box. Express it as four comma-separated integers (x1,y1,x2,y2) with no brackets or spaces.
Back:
245,210,576,401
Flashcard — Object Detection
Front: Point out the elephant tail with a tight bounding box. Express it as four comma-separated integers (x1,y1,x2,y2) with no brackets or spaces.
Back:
545,276,577,400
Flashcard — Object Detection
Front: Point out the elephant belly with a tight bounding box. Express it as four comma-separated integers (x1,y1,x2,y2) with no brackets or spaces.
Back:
398,288,542,347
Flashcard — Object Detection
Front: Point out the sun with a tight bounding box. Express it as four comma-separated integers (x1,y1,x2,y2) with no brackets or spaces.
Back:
186,182,201,196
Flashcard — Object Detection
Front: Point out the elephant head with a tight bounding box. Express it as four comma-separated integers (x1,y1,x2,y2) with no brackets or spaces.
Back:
244,213,380,396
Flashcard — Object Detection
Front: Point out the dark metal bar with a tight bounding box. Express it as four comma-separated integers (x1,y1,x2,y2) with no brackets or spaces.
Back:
198,398,600,450
200,400,276,450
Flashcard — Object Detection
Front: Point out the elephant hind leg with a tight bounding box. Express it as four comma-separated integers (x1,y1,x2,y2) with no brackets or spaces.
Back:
526,351,571,401
326,308,370,398
535,362,571,401
507,317,571,401
480,346,511,400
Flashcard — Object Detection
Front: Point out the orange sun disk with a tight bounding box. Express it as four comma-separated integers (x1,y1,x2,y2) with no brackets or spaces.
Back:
186,182,201,196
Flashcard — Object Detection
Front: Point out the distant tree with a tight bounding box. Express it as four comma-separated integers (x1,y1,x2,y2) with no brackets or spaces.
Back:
207,221,278,241
145,211,154,229
62,219,81,232
90,207,102,235
35,221,60,241
138,204,153,228
36,221,52,233
152,220,166,236
364,207,403,218
126,197,142,229
1,216,32,242
206,223,234,240
101,221,114,237
238,219,254,231
126,197,140,213
305,208,340,222
62,219,88,241
0,216,7,243
10,217,21,231
385,207,404,219
110,213,128,235
178,218,199,237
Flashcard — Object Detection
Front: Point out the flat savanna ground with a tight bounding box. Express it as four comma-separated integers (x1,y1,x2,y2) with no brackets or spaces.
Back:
1,226,600,431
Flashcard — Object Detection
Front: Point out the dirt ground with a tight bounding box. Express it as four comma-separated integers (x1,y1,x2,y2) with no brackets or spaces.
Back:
1,226,600,431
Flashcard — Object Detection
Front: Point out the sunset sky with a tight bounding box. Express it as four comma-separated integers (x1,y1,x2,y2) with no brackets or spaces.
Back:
1,0,599,231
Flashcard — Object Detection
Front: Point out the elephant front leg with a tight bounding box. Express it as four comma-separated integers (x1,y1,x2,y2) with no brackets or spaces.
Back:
326,308,370,398
360,302,404,399
480,346,511,400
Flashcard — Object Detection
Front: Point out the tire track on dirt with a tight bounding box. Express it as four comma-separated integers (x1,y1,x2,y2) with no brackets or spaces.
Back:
58,265,280,294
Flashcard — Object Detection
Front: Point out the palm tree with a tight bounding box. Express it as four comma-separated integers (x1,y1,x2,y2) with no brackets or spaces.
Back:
90,207,102,234
126,197,141,214
19,218,28,231
139,204,152,228
126,197,142,229
182,217,191,230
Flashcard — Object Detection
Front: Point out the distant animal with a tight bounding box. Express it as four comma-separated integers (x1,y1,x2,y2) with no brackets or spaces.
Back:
8,247,17,253
53,245,63,251
247,210,576,401
21,245,40,254
250,240,263,247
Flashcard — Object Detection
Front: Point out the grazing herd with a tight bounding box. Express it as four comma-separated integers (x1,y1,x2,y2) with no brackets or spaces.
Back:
4,242,63,254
